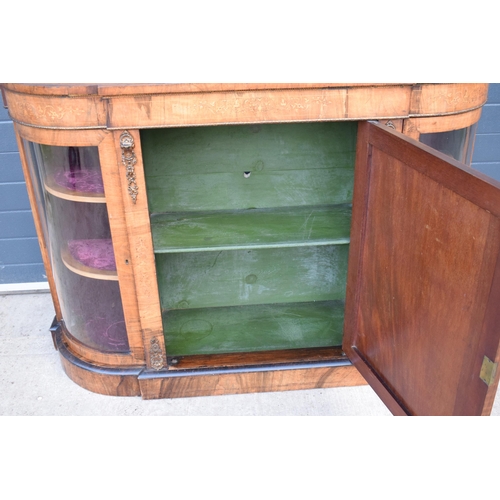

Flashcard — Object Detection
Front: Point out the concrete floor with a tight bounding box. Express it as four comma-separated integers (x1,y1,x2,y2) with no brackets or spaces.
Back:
1,292,499,416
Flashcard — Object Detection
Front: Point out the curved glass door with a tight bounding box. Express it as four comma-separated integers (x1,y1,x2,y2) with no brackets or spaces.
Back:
23,141,129,353
419,124,478,165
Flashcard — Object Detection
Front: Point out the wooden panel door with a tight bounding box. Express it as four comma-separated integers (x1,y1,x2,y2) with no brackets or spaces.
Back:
343,121,500,416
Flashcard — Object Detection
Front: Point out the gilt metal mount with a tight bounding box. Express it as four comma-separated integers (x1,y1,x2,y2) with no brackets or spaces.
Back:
120,131,139,203
150,337,165,371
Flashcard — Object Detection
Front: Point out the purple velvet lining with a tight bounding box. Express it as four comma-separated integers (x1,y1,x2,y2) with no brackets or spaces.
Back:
68,239,116,271
54,169,104,194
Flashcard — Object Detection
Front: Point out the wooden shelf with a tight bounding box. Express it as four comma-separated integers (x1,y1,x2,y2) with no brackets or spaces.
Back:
61,239,118,281
163,300,345,357
44,174,106,203
151,204,351,253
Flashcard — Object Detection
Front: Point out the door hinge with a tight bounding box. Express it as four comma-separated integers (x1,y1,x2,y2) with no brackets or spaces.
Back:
479,356,498,387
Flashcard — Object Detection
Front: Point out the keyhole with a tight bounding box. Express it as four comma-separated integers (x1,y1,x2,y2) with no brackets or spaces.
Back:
243,171,251,178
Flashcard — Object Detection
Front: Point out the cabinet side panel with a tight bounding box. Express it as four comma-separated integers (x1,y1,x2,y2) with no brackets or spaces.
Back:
4,91,106,129
410,84,488,115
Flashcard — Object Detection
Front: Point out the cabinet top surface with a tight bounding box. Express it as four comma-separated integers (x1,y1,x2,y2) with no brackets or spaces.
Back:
2,83,414,96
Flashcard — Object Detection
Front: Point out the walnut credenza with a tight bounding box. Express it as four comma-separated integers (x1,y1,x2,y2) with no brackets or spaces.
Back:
3,83,499,415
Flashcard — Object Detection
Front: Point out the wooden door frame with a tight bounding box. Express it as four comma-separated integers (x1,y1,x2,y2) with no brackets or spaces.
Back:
344,121,500,416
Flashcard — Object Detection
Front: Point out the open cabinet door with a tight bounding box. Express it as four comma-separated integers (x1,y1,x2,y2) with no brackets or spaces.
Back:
343,121,500,416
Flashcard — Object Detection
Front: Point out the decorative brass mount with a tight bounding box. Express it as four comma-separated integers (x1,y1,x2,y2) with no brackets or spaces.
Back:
150,337,165,371
120,131,139,203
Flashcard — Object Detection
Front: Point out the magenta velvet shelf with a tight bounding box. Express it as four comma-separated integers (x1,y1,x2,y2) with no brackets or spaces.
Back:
61,239,118,281
44,168,106,203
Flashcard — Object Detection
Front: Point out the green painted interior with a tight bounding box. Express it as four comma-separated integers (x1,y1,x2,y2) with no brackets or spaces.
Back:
141,122,357,213
157,245,349,311
164,301,346,356
141,121,357,356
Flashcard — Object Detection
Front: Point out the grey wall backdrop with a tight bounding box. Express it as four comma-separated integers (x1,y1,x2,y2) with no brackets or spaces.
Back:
0,103,47,284
1,84,500,285
471,84,500,179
